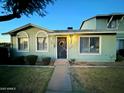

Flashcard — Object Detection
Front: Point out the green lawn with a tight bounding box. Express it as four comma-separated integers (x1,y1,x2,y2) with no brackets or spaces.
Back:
0,66,53,93
70,67,124,93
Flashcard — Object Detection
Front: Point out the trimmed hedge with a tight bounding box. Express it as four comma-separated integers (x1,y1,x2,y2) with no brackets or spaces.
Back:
42,57,51,65
25,55,38,65
11,56,25,65
117,49,124,57
0,47,9,64
10,55,38,65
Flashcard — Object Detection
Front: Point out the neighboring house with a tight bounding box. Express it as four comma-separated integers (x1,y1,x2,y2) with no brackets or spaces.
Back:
80,13,124,51
2,13,124,62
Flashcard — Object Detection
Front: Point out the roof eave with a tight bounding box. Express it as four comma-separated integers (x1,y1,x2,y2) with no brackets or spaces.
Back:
2,23,54,35
48,31,116,35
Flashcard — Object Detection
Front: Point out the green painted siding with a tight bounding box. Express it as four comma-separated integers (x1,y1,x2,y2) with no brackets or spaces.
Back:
95,18,124,31
11,27,57,61
96,18,108,30
118,20,124,31
68,35,116,62
81,18,96,30
81,17,124,31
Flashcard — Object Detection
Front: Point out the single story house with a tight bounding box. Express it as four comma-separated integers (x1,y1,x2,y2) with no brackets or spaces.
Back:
3,13,124,62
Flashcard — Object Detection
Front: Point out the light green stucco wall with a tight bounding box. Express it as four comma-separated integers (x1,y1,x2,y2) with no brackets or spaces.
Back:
96,18,108,30
11,27,116,62
81,18,96,30
11,27,57,61
118,20,124,31
68,35,116,62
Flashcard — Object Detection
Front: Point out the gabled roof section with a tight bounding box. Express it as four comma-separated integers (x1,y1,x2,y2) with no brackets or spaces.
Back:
80,13,124,29
2,23,53,35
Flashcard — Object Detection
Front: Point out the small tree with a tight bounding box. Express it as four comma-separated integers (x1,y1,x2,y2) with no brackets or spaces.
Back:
0,0,55,22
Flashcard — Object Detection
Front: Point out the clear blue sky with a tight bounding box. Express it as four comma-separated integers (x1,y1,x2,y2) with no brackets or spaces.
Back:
0,0,124,42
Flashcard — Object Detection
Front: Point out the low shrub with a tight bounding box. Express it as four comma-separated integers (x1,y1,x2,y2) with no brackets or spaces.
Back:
69,59,75,65
42,57,51,65
117,49,124,57
116,55,124,62
11,56,25,65
0,47,9,64
49,57,56,66
25,55,38,65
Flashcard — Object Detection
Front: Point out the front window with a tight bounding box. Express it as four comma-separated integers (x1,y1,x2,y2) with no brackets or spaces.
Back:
36,31,48,51
17,32,29,51
37,37,47,51
80,37,99,53
107,20,118,29
18,37,28,51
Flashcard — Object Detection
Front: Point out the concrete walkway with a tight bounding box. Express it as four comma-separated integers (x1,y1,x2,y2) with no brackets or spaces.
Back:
46,59,72,93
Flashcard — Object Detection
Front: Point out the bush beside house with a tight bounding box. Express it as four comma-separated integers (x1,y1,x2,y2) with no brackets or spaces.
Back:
42,57,52,65
25,55,38,65
0,47,9,64
116,49,124,62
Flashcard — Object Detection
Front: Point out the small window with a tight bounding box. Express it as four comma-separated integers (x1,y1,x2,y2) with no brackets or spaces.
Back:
18,37,28,51
80,37,99,53
37,37,47,51
107,20,117,29
17,32,29,51
36,31,48,51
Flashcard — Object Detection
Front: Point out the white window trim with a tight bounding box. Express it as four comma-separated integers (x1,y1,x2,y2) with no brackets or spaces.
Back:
117,38,124,40
16,31,29,52
79,35,101,55
35,31,48,52
56,36,68,59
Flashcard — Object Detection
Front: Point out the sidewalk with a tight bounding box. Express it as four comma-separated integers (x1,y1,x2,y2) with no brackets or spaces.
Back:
45,59,72,93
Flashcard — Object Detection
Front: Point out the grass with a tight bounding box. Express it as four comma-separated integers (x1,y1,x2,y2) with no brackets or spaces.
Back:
70,61,124,66
0,66,53,93
70,67,124,93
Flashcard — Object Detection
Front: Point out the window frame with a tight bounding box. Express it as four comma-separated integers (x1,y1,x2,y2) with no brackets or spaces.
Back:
16,32,29,52
107,19,118,30
36,31,48,52
79,36,101,55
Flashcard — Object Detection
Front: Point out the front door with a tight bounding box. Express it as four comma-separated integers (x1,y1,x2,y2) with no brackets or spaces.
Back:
57,37,67,59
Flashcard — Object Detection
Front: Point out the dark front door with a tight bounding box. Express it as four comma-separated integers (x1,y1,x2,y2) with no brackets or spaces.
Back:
57,37,67,59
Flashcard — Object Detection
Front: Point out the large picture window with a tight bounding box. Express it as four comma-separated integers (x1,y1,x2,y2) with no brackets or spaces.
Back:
80,37,100,54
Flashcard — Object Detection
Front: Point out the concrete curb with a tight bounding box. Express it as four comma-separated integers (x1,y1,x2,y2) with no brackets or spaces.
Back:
0,65,55,68
70,65,124,68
